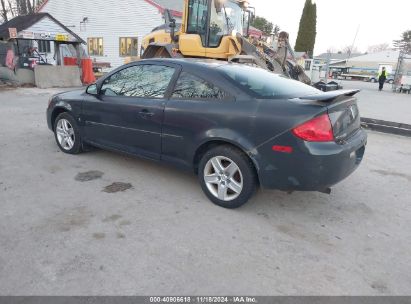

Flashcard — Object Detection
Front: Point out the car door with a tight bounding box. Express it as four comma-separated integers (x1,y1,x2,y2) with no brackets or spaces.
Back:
161,70,236,168
82,63,178,160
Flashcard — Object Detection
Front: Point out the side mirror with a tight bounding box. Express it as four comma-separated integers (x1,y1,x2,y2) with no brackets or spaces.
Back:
86,83,98,95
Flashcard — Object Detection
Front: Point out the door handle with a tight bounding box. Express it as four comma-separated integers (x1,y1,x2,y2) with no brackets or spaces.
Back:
138,109,155,118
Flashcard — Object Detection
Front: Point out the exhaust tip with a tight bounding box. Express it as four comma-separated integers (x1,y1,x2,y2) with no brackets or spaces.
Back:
319,188,332,195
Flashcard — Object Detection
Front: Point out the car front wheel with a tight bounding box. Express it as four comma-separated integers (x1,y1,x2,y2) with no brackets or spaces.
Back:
54,112,82,154
198,145,257,209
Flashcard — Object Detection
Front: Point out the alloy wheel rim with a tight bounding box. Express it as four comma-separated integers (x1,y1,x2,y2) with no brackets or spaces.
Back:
204,156,243,202
56,119,75,150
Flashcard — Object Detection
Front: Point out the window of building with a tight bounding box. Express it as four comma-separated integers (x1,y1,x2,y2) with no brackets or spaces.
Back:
101,64,175,98
87,37,103,56
119,37,138,57
304,60,312,71
172,72,229,100
37,40,51,53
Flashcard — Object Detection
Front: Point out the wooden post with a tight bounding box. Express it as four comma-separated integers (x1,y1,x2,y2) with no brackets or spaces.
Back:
75,43,83,84
15,38,20,55
75,43,81,67
55,41,61,65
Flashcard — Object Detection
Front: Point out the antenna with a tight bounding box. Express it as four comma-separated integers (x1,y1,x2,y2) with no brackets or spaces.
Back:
348,25,360,59
339,25,360,86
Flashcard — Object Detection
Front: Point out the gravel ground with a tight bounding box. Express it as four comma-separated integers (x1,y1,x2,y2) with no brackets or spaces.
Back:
0,88,410,295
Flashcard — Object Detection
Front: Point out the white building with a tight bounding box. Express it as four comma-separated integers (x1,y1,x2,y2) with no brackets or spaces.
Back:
330,50,401,75
38,0,183,69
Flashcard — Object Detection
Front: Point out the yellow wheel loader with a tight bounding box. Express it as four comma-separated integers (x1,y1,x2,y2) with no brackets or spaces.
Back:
141,0,311,84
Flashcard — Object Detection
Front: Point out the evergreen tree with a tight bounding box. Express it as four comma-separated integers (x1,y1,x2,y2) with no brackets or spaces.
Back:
393,30,411,54
295,0,317,57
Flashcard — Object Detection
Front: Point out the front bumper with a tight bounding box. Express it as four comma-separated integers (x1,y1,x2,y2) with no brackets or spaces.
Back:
46,107,53,131
257,129,367,191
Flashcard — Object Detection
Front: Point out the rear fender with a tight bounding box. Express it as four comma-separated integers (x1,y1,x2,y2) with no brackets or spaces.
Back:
194,129,262,174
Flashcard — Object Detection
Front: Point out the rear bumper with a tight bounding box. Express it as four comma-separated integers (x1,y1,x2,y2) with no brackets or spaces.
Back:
257,129,367,191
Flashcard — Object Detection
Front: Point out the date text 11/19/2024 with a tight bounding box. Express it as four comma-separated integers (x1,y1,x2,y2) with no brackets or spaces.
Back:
149,296,257,303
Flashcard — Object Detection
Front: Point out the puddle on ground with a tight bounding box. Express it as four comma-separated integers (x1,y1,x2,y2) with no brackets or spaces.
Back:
102,214,122,222
102,182,132,193
372,169,411,182
75,171,104,182
119,220,131,226
93,233,106,240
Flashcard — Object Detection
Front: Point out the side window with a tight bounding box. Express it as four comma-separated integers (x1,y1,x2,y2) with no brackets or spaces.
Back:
172,72,229,100
187,0,208,45
101,65,175,98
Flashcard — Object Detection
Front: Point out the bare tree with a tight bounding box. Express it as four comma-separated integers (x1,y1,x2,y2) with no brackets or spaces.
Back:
1,0,40,20
367,43,390,53
273,25,281,37
7,0,15,17
16,0,28,15
26,0,33,13
341,45,360,55
326,46,336,53
1,0,8,22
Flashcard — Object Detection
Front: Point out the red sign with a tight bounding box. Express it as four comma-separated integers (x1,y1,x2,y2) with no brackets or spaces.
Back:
8,28,17,39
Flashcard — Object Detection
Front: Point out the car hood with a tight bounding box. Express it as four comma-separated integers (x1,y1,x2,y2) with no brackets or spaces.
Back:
54,88,85,99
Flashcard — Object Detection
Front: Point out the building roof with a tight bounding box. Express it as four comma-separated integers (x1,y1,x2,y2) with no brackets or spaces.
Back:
144,0,183,17
315,52,362,60
37,0,184,18
248,26,262,37
148,0,184,14
0,12,85,43
348,50,400,63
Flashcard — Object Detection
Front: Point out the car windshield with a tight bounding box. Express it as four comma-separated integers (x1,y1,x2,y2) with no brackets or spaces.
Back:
219,64,321,99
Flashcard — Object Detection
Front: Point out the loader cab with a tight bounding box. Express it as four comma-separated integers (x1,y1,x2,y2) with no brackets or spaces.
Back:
179,0,252,58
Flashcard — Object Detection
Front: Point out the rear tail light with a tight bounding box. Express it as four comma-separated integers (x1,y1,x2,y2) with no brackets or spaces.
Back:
292,113,334,142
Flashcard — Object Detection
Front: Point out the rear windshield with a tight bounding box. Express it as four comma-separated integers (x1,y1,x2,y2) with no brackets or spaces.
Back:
218,64,321,99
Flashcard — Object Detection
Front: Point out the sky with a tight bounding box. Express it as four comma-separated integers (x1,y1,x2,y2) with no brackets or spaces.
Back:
252,0,410,55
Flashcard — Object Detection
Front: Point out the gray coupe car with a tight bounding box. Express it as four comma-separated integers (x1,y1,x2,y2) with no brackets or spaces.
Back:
47,59,367,208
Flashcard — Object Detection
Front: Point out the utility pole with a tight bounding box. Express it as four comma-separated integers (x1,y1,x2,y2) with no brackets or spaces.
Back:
324,52,331,84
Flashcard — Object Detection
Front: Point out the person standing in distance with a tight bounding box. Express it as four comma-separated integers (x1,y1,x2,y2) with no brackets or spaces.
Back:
378,67,388,91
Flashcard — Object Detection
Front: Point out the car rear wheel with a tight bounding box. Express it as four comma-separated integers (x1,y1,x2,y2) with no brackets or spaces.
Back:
198,145,257,209
54,112,82,154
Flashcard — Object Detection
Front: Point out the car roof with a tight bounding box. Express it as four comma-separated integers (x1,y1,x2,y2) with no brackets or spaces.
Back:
140,58,238,69
133,58,259,98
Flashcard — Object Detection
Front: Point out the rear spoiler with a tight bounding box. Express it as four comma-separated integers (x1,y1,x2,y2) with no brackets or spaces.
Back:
298,89,361,102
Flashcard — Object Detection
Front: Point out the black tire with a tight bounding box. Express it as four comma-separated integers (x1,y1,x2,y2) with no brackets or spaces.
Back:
53,112,82,154
198,145,258,209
